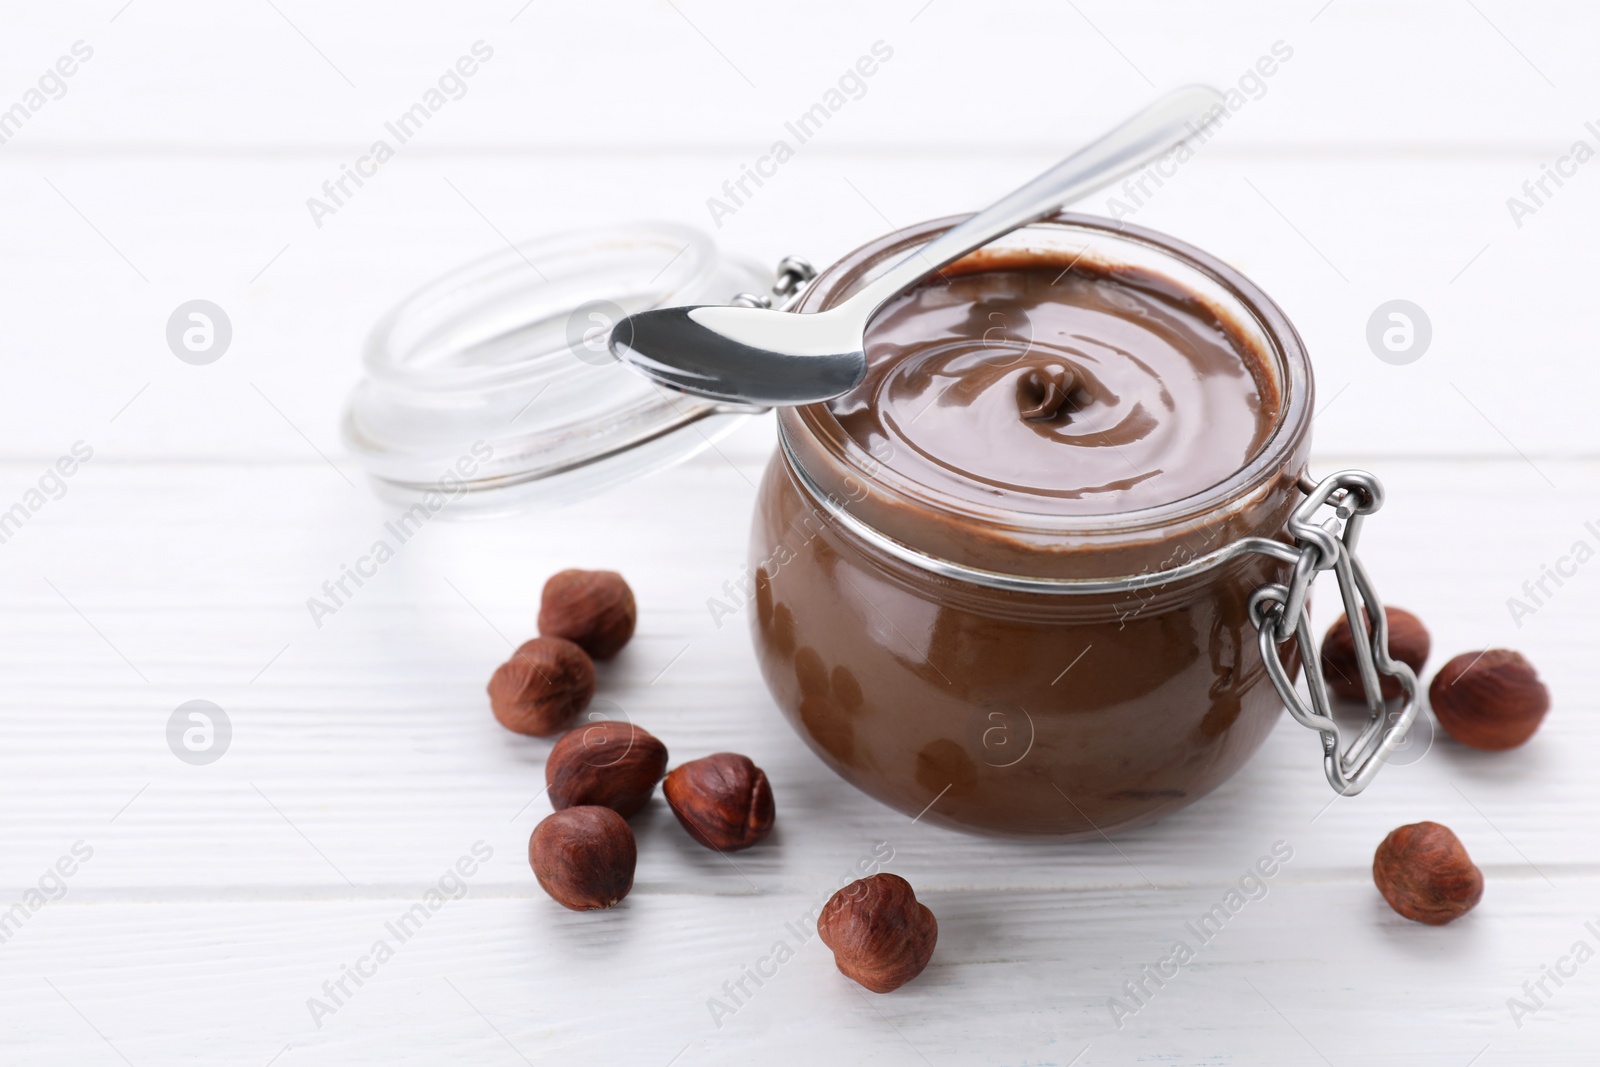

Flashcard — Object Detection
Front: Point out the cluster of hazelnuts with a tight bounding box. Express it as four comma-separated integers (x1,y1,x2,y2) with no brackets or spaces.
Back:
484,580,1546,989
1321,606,1551,926
486,569,934,992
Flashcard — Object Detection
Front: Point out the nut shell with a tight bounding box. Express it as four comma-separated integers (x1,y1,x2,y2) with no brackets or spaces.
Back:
488,636,596,737
539,569,637,660
818,873,938,993
1373,821,1483,925
1321,607,1430,702
529,806,636,910
546,720,668,818
662,753,775,852
1429,649,1549,751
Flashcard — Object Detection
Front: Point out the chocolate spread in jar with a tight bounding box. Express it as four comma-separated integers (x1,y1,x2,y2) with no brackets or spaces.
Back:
831,256,1279,516
751,232,1311,838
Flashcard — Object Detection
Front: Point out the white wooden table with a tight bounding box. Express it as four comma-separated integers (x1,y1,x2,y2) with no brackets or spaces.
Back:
2,2,1596,1063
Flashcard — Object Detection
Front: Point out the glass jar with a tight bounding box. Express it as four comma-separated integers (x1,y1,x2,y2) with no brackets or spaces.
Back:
748,214,1360,837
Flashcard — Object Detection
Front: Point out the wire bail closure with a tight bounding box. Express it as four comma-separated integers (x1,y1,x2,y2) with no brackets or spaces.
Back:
1247,470,1421,796
732,256,817,312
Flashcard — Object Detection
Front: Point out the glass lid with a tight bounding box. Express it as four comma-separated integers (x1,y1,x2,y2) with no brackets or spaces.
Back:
343,222,769,514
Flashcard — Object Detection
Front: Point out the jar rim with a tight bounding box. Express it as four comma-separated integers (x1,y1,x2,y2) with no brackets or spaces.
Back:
779,213,1314,581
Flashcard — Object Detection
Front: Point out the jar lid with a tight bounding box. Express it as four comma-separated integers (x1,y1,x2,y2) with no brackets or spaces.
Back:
343,222,770,514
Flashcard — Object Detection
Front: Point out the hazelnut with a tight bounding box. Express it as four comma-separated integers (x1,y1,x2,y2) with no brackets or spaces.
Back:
662,753,775,852
539,569,637,660
488,636,595,737
1321,606,1430,702
529,806,636,910
1430,649,1550,751
546,720,668,818
1372,821,1483,925
818,873,938,992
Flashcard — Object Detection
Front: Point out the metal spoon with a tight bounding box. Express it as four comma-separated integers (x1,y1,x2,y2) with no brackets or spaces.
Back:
610,85,1225,407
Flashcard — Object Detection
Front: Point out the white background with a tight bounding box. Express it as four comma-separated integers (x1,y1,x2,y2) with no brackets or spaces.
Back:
1,1,1596,1064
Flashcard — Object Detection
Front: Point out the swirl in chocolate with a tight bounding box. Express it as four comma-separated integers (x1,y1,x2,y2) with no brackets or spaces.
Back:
831,260,1277,515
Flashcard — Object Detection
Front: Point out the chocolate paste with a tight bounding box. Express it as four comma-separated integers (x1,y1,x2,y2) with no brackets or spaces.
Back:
832,261,1277,515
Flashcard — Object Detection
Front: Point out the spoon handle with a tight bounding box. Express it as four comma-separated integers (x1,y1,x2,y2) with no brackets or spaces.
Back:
843,85,1226,316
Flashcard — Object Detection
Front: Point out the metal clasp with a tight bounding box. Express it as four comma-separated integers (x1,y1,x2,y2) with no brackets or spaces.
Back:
732,256,817,312
1247,470,1420,796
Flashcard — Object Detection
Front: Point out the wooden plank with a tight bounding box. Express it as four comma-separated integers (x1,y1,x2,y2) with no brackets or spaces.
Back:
0,153,1595,461
0,1,1591,150
1,880,1595,1063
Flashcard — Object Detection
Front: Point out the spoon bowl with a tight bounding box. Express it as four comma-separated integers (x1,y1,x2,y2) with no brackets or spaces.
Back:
611,303,868,405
